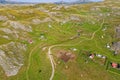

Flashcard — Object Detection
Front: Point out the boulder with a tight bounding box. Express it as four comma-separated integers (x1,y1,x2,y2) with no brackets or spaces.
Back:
0,15,8,21
111,41,120,54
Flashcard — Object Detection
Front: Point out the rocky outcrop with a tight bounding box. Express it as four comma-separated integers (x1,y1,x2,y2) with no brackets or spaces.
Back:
0,15,8,21
3,21,32,32
32,17,52,24
9,21,32,32
0,42,26,76
0,28,12,34
115,25,120,39
111,41,120,54
111,25,120,54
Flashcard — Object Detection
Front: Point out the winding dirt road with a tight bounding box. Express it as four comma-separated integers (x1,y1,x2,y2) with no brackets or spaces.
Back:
26,20,104,80
48,19,104,80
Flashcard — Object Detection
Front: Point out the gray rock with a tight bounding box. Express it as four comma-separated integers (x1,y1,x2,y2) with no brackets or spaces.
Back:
115,26,120,39
8,21,32,32
0,28,12,34
111,41,120,54
0,15,8,21
0,42,26,76
32,18,52,24
32,19,41,24
70,15,81,21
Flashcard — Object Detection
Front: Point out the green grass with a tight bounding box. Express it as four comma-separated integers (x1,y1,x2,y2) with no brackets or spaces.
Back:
0,0,120,80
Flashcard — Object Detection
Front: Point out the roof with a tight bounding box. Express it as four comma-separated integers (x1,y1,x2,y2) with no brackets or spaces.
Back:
112,62,118,68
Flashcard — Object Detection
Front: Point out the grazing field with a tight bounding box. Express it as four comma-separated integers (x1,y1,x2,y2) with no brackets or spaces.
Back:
0,0,120,80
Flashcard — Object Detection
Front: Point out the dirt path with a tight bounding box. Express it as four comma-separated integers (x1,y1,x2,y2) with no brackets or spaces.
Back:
26,44,44,80
48,45,56,80
48,19,104,80
26,20,104,80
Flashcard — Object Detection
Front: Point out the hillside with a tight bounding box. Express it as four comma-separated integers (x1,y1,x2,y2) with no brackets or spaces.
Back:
0,0,120,80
